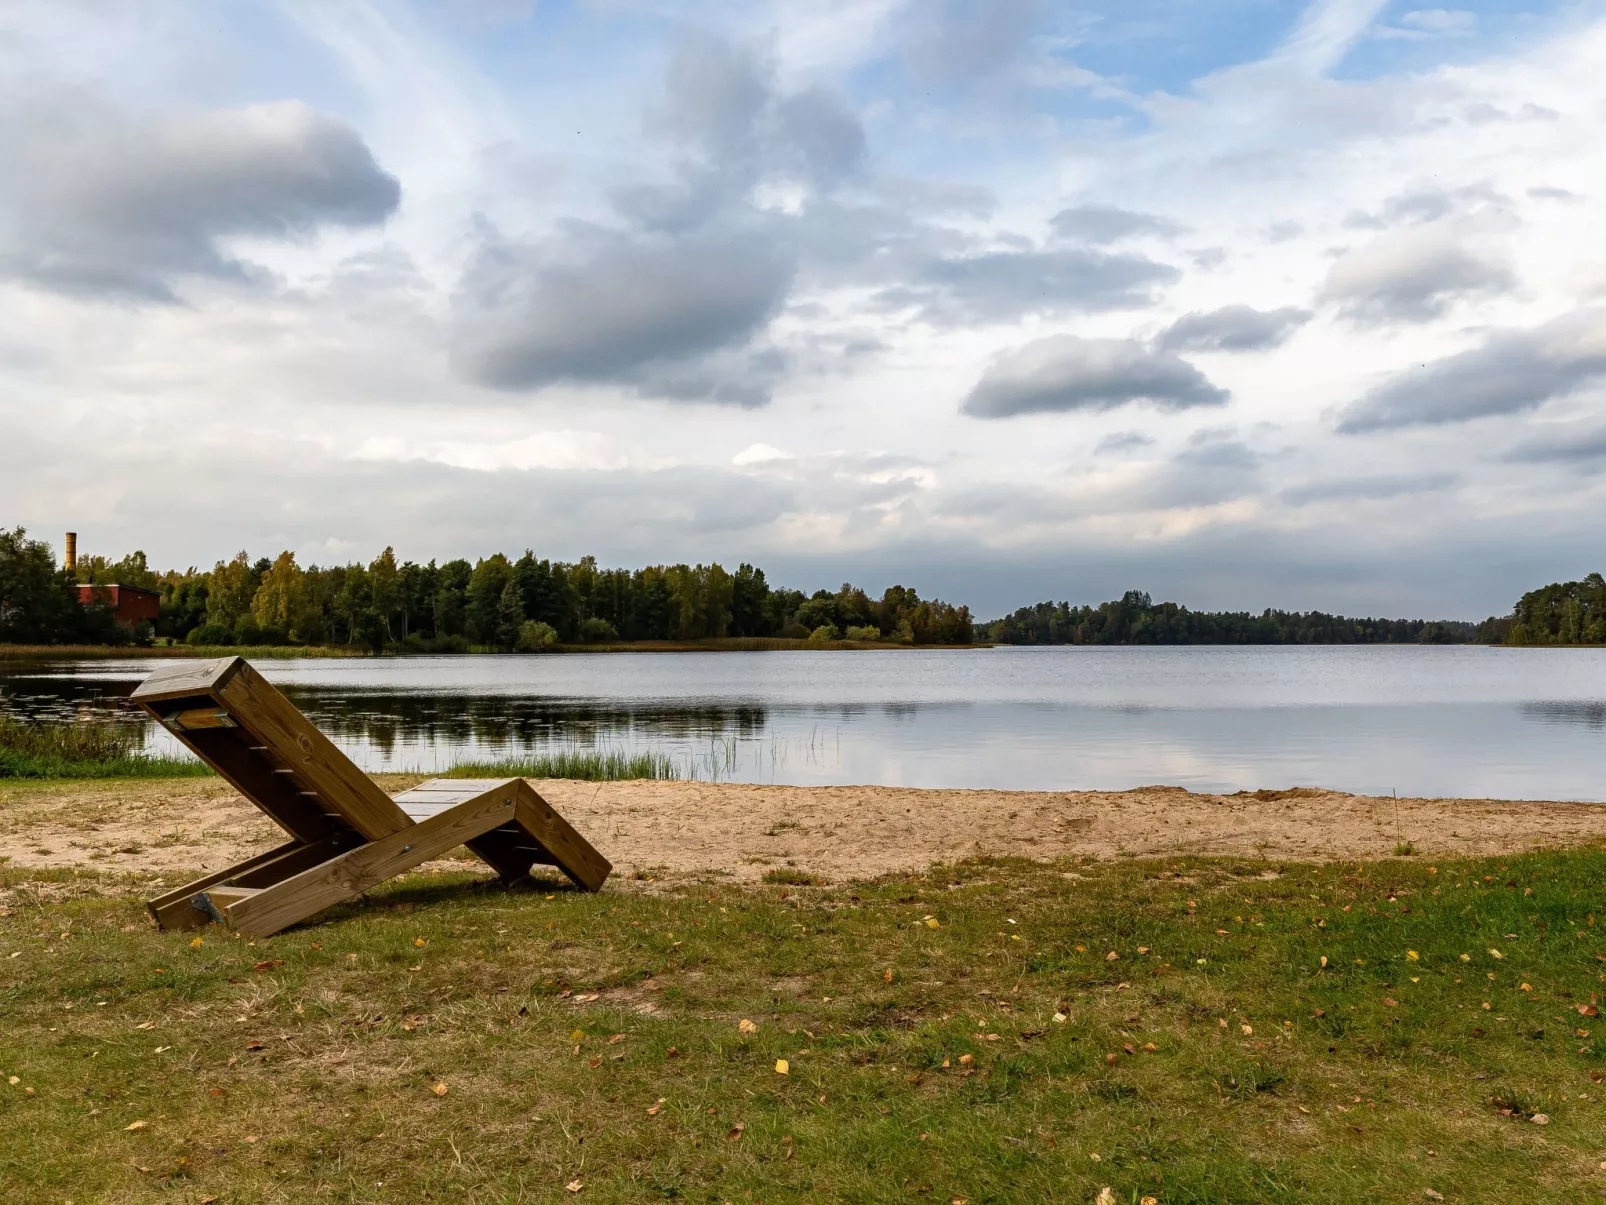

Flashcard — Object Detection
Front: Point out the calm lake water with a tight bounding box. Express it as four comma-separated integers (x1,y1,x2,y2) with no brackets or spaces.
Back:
3,646,1606,800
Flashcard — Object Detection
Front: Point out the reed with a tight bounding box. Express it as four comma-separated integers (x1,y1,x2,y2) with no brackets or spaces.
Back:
0,715,208,779
446,748,681,781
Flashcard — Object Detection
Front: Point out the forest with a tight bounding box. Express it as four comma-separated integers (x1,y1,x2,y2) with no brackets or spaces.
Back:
5,525,1604,651
979,591,1498,645
0,527,974,650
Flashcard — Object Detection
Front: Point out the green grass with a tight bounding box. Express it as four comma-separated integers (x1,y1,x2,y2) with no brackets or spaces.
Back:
0,716,209,780
447,749,681,781
3,848,1605,1202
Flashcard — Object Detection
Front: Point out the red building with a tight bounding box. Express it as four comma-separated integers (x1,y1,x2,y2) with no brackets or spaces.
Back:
76,583,161,627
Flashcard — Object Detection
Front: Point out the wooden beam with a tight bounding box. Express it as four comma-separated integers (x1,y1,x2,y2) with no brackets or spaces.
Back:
222,786,524,937
147,840,305,930
214,662,412,842
512,781,612,891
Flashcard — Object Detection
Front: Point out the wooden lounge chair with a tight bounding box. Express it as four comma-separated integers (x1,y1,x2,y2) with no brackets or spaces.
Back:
131,656,610,936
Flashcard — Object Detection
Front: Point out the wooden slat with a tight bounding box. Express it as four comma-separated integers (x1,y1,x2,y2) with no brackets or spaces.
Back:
213,661,412,842
223,788,523,937
130,657,243,705
163,707,236,731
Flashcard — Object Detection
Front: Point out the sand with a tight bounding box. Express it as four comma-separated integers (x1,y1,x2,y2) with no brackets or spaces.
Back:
3,776,1605,885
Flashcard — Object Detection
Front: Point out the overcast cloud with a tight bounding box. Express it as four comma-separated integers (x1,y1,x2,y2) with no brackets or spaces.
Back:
1,0,1605,619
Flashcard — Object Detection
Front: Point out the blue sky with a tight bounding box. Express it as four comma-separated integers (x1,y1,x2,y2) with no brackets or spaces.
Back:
1,0,1603,619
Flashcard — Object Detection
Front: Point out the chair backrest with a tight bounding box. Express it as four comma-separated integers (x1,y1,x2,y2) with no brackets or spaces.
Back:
132,657,412,843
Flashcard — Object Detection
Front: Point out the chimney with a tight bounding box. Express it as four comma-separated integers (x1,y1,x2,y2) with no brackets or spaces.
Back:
64,532,77,573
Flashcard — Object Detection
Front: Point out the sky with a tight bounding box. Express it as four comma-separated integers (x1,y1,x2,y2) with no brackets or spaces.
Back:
2,0,1604,620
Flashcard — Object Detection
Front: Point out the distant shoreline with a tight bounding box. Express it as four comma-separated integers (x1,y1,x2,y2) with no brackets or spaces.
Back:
0,637,990,662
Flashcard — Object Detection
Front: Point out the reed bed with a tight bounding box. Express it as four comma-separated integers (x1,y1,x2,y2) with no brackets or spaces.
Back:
0,716,207,779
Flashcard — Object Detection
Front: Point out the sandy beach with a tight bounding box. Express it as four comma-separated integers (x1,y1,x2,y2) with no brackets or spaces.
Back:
4,775,1605,884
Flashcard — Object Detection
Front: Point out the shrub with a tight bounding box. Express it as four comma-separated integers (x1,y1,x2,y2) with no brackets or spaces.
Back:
808,623,842,643
778,622,810,640
844,625,880,642
186,622,236,646
579,616,619,644
516,620,559,651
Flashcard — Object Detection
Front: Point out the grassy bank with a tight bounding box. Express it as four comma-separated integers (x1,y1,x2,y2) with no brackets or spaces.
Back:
0,644,362,662
2,847,1604,1202
0,717,207,780
0,638,987,662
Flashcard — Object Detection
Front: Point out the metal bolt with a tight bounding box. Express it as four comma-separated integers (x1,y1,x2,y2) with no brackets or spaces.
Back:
402,844,413,853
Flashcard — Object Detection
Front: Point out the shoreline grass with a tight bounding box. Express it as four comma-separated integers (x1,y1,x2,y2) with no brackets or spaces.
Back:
3,847,1604,1201
0,638,988,662
447,749,681,781
0,716,209,780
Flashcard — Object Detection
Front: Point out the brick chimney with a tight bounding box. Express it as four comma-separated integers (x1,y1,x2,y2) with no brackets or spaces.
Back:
64,532,77,573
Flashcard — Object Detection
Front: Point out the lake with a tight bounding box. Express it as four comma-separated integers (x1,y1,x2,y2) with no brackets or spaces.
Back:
3,646,1605,800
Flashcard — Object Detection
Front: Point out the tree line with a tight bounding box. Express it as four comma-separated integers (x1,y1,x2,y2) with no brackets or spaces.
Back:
979,591,1501,645
0,527,975,650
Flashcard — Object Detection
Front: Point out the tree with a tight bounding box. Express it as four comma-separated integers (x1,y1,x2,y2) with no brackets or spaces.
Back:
495,579,525,649
466,555,513,644
206,552,259,631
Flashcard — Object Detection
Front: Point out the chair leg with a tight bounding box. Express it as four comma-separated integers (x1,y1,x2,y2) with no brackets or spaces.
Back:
147,840,304,931
220,787,523,936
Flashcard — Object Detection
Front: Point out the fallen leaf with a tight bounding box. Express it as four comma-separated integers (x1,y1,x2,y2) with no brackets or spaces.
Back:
1096,1188,1118,1205
573,993,599,1003
607,1033,625,1045
1424,1191,1444,1201
1142,1042,1158,1052
587,1057,602,1068
1489,948,1503,960
1383,999,1399,1008
1105,1053,1118,1066
726,1123,745,1141
883,969,894,983
252,959,285,972
1105,951,1118,961
134,1021,154,1031
1579,1004,1599,1017
1531,1113,1550,1125
414,938,426,947
738,1018,759,1035
1241,1024,1254,1036
1052,1011,1067,1024
565,1179,583,1193
775,1059,790,1075
189,938,203,948
958,1054,974,1066
1319,956,1328,968
431,1082,448,1097
124,1119,148,1131
647,1099,665,1116
570,1029,585,1042
925,918,940,929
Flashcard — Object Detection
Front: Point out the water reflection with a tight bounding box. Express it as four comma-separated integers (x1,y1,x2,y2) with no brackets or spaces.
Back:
1520,701,1606,729
4,648,1606,799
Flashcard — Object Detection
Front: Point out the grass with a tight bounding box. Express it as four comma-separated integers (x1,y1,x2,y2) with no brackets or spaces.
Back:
0,716,209,780
0,644,360,661
448,749,681,781
2,847,1604,1202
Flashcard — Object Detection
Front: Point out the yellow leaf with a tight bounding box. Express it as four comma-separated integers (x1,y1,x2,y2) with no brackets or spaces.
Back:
431,1082,448,1097
414,937,426,948
925,918,940,929
189,938,203,948
1320,956,1328,968
1488,948,1503,959
1241,1024,1253,1036
739,1018,758,1034
775,1059,789,1075
124,1119,149,1131
1459,953,1471,961
1407,950,1420,961
570,1029,585,1042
